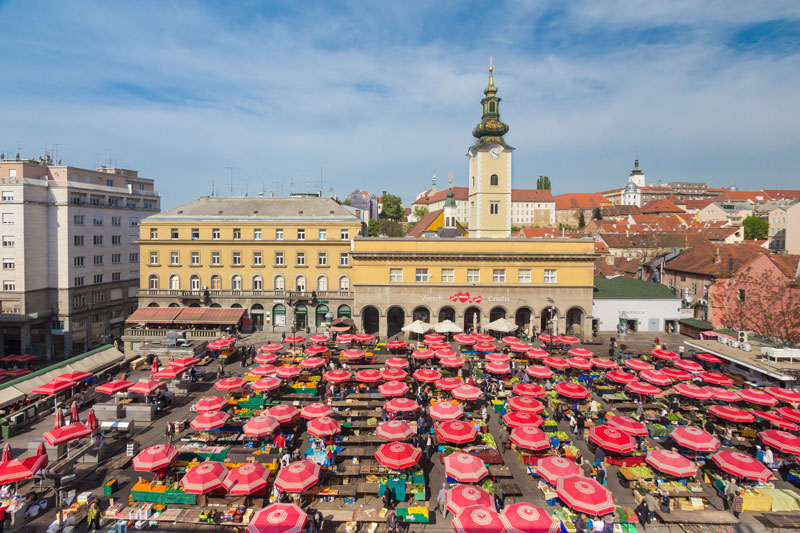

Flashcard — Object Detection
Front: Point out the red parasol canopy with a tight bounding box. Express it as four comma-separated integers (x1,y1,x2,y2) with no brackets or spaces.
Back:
474,343,497,352
646,449,696,478
526,348,549,360
436,377,464,390
625,381,662,396
485,361,511,374
413,368,442,382
384,398,419,413
776,407,800,424
567,357,592,370
509,344,532,353
605,370,637,384
87,408,99,433
766,387,800,404
699,372,734,386
214,377,246,391
386,357,410,369
386,340,407,350
170,356,201,367
255,353,279,364
568,348,594,358
510,425,549,450
274,460,321,492
501,503,560,533
95,380,133,395
276,366,301,379
0,455,48,485
502,336,520,344
639,370,673,386
243,415,281,438
308,335,329,344
538,334,557,343
375,442,421,470
378,380,409,397
512,383,546,398
556,475,615,516
1,443,10,462
673,383,714,400
444,452,488,482
537,456,582,485
525,365,553,379
436,420,479,444
429,401,464,421
133,444,180,472
709,404,755,423
152,366,186,379
191,411,230,431
43,423,91,446
259,344,284,353
759,429,800,455
662,368,693,380
474,333,495,343
411,349,435,360
558,336,580,345
307,416,341,438
607,415,648,437
54,371,92,383
696,353,722,363
623,359,654,372
223,463,271,495
441,356,467,368
283,335,305,344
738,388,779,406
712,451,775,481
506,396,545,414
452,507,505,533
452,384,483,401
336,334,355,343
446,484,493,515
268,404,300,424
651,349,679,361
670,426,720,452
250,377,283,392
323,370,352,383
299,356,325,368
355,369,382,382
591,358,618,370
341,349,364,360
589,425,636,453
705,386,740,402
300,403,334,419
380,368,408,381
453,334,476,345
553,382,591,399
376,420,414,441
207,337,236,350
752,411,800,431
502,411,544,428
674,360,704,372
194,395,228,413
247,503,307,533
32,380,75,395
485,352,511,363
543,357,569,369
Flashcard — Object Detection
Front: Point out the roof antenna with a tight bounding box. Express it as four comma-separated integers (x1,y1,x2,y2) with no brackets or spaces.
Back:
211,180,215,196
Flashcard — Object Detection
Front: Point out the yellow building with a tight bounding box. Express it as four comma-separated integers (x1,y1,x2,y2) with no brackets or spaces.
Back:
350,237,595,338
136,196,362,332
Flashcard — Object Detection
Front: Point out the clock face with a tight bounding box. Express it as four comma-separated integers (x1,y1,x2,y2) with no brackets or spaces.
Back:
489,147,502,159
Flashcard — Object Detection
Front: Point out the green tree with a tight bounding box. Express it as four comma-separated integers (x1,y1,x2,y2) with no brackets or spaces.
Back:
577,210,586,229
742,216,769,241
536,175,551,190
379,220,405,237
593,207,603,220
367,218,380,236
341,198,352,206
412,205,429,220
380,194,404,221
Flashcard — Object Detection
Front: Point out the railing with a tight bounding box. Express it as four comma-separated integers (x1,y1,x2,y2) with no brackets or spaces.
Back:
138,289,353,299
123,328,224,339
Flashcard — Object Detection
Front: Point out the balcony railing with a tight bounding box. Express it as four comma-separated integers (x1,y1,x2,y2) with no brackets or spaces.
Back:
138,289,353,299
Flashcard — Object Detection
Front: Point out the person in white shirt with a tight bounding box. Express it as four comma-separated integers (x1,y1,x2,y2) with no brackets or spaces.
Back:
764,447,775,468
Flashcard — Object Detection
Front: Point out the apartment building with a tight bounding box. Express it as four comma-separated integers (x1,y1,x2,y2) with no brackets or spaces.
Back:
0,156,159,358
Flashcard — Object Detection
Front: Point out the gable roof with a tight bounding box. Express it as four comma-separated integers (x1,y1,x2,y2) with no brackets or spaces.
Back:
554,193,612,210
764,190,800,201
406,209,444,237
601,205,641,217
640,198,684,214
663,243,767,277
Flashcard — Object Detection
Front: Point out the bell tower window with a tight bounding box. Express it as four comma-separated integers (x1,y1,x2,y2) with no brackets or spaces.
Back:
490,174,499,186
489,101,496,113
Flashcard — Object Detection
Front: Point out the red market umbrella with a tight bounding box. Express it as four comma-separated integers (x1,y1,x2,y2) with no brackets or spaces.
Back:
355,369,382,382
708,404,755,423
299,356,325,368
752,411,800,431
556,475,615,516
386,357,410,369
510,425,549,450
247,503,307,533
446,484,494,515
452,384,483,401
673,383,713,400
260,344,284,353
512,383,546,398
436,348,458,358
251,377,283,392
607,415,648,437
152,366,186,379
308,335,329,343
509,344,532,353
502,503,560,533
181,461,228,494
413,368,442,382
375,442,421,470
283,335,305,344
646,449,697,478
377,420,414,441
70,401,79,424
243,415,281,438
133,444,179,472
425,334,446,342
252,365,280,379
430,401,464,421
705,386,740,402
567,357,592,370
589,425,636,453
543,357,569,370
224,463,271,495
307,416,341,437
324,370,352,383
341,349,364,360
0,455,48,485
623,359,653,372
712,451,775,481
86,408,98,432
255,353,279,364
474,333,496,342
1,443,10,462
378,380,409,397
354,334,375,343
385,398,420,413
454,334,476,345
170,356,201,367
502,411,544,428
696,353,722,363
777,407,800,423
759,429,800,455
300,403,334,419
54,371,92,383
651,349,679,361
639,370,673,386
605,370,637,384
568,348,594,358
191,411,230,431
625,381,662,396
436,377,464,390
386,340,408,350
268,404,300,424
32,380,75,395
95,380,133,395
591,358,618,370
215,377,246,391
453,507,505,533
675,360,704,372
766,387,800,404
502,336,520,344
43,423,91,446
558,336,580,345
275,460,321,492
207,338,235,350
444,452,488,482
699,372,734,386
738,388,779,406
526,348,549,360
276,366,301,379
554,382,591,399
525,365,553,379
662,368,693,380
412,349,435,360
537,456,582,485
486,352,511,363
380,368,408,381
507,396,545,414
437,421,479,444
336,334,356,343
54,408,65,429
441,357,467,368
670,426,720,452
127,379,166,395
429,342,450,351
474,343,497,352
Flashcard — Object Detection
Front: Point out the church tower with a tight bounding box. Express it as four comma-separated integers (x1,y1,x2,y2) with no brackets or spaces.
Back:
467,58,514,238
628,154,645,188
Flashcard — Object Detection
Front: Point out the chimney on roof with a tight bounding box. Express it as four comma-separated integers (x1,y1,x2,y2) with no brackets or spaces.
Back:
714,246,721,264
330,187,334,199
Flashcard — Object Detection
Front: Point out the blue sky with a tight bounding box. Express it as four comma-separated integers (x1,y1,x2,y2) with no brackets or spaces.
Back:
1,1,799,208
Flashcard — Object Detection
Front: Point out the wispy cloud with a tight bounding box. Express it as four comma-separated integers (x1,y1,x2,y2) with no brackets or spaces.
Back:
1,0,799,206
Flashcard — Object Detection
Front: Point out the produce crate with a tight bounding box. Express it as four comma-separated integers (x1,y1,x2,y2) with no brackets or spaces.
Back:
104,479,118,496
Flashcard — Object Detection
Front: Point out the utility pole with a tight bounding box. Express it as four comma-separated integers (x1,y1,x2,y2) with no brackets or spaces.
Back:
226,167,234,197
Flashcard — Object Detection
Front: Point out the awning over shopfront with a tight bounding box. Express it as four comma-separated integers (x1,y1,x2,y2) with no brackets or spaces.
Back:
127,307,246,326
194,307,246,325
126,307,183,324
171,308,206,324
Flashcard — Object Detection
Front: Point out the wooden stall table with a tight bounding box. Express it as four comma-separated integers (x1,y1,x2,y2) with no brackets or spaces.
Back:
338,446,378,458
354,507,388,523
488,465,513,478
761,513,800,531
499,482,523,496
654,509,738,530
341,420,379,430
328,400,379,408
317,509,355,523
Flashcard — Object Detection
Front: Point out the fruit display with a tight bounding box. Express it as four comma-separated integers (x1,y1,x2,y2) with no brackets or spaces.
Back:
479,433,497,449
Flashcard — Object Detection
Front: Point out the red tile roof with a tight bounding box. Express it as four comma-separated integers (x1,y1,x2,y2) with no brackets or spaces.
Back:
554,193,612,210
640,198,684,214
676,199,714,210
511,189,554,202
594,256,641,278
412,187,468,205
406,209,444,237
764,190,800,201
664,243,767,277
601,205,641,217
518,227,577,239
715,190,767,203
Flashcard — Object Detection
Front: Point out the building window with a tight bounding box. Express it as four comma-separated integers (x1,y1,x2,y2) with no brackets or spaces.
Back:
74,256,85,267
1,213,14,224
297,229,305,240
737,289,746,302
254,252,262,265
441,269,455,283
191,252,200,265
72,295,86,308
341,229,349,240
2,258,14,270
390,269,403,283
490,174,499,186
340,253,349,266
170,251,179,265
166,274,179,290
112,216,121,226
276,228,284,240
112,253,121,264
93,274,104,284
339,275,350,291
2,280,14,291
254,228,262,240
148,274,159,289
1,191,14,201
318,252,327,266
493,269,506,283
317,275,328,291
544,269,558,284
74,235,84,246
190,228,199,240
232,252,242,265
297,252,305,266
74,276,84,287
296,275,306,292
252,275,263,291
130,218,139,227
112,272,121,281
490,202,499,215
467,269,480,283
212,228,220,240
231,275,242,290
93,255,104,265
518,269,531,283
1,236,12,248
692,283,697,295
171,228,179,239
129,252,138,262
112,235,121,245
93,216,103,226
74,215,84,225
93,235,103,246
274,275,285,291
232,228,241,240
211,252,220,265
92,291,105,304
275,252,284,266
149,252,158,265
319,229,327,241
150,228,158,239
210,275,221,290
416,268,430,282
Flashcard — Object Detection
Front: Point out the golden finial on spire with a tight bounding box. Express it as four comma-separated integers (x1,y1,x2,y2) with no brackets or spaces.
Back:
448,171,453,187
489,56,493,73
